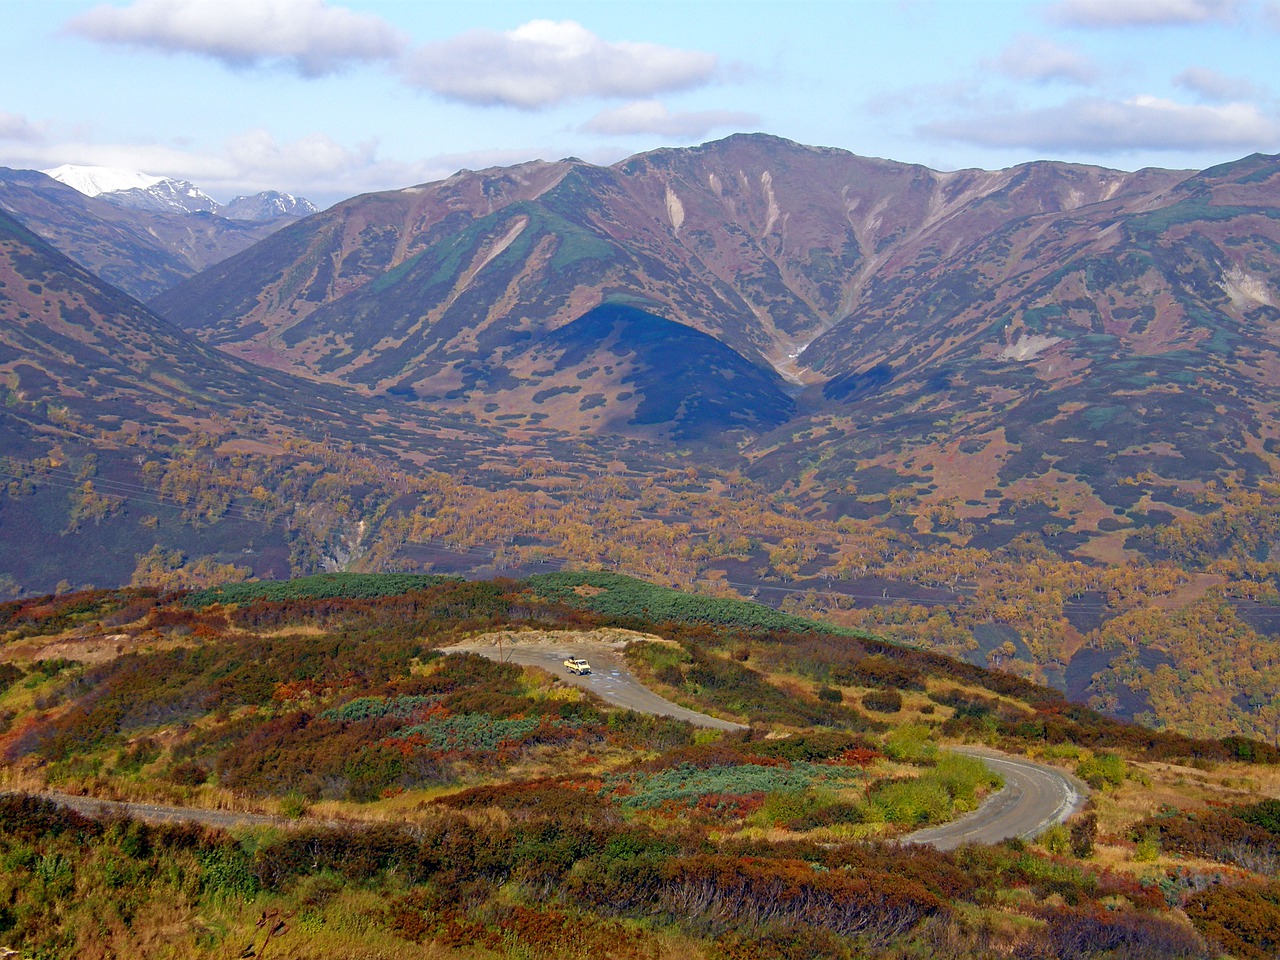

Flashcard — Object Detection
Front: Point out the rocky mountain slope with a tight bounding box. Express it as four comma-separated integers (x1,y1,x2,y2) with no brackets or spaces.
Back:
152,135,1190,401
148,136,1280,536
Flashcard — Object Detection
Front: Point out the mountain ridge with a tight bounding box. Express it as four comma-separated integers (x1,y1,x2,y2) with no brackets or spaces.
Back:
43,162,318,220
0,167,315,299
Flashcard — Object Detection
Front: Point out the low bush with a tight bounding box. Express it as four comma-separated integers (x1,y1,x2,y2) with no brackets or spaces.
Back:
1185,882,1280,960
863,689,903,713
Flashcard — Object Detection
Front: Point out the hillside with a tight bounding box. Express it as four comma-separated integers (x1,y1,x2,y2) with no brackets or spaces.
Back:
1,572,1278,959
152,135,1190,398
0,207,564,592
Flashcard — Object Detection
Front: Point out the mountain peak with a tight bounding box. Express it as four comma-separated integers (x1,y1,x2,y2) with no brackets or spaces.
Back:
38,164,317,220
223,191,318,221
42,163,165,197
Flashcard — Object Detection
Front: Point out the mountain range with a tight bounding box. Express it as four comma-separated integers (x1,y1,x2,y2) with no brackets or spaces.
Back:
140,135,1280,551
0,166,315,300
5,135,1279,550
44,163,317,220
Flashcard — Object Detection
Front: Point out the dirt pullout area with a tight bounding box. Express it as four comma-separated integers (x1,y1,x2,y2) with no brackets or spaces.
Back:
441,628,747,731
8,791,294,831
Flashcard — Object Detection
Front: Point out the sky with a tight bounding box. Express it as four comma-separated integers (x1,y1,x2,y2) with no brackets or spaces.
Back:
2,0,1279,208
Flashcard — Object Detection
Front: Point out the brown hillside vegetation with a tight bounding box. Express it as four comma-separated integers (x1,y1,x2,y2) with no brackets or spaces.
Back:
1,573,1278,958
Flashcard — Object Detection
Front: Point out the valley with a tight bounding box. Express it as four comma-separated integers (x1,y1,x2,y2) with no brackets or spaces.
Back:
2,137,1279,748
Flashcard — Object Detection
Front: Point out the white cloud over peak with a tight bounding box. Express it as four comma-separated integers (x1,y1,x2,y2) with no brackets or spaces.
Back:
0,112,45,143
924,94,1280,152
581,101,757,138
403,20,718,109
1049,0,1241,26
64,0,405,76
995,35,1098,84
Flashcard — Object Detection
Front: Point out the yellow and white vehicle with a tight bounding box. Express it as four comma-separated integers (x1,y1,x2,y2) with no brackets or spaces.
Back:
563,657,592,675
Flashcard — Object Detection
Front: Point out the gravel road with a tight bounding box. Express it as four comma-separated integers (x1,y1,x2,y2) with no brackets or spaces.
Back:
11,649,1084,847
900,746,1089,849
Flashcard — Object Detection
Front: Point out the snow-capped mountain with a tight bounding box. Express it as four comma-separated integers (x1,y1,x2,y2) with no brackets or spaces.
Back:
42,164,315,221
223,191,318,221
45,164,219,215
42,164,166,197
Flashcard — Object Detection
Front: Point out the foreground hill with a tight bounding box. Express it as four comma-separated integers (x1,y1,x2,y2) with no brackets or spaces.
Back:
1,572,1277,959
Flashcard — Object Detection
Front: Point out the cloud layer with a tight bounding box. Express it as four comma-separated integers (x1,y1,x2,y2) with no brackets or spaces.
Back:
925,95,1280,152
996,35,1098,84
403,20,718,109
64,0,404,76
0,112,45,143
1049,0,1241,26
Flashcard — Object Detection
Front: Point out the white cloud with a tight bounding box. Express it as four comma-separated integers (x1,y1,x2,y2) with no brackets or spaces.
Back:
1049,0,1240,25
923,95,1280,152
581,101,757,138
403,20,718,109
995,35,1098,84
0,112,45,143
1174,67,1262,102
64,0,404,77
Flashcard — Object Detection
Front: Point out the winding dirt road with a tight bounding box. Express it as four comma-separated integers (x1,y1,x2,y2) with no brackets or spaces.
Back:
10,643,1086,848
901,746,1089,849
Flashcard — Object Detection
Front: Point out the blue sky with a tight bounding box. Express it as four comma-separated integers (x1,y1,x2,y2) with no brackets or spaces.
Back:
2,0,1279,207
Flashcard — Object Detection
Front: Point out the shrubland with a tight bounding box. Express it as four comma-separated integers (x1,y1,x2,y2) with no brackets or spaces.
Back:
0,572,1277,958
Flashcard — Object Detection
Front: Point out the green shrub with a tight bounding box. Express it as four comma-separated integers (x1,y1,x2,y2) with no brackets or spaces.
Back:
871,777,951,825
932,752,1000,810
605,762,863,810
1076,753,1127,790
883,724,938,764
184,572,459,607
1133,835,1160,862
1040,823,1070,855
1233,798,1280,835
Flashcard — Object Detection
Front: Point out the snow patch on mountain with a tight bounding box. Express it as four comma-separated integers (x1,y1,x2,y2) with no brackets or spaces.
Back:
44,164,164,197
42,164,317,221
1000,333,1063,361
223,191,318,221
